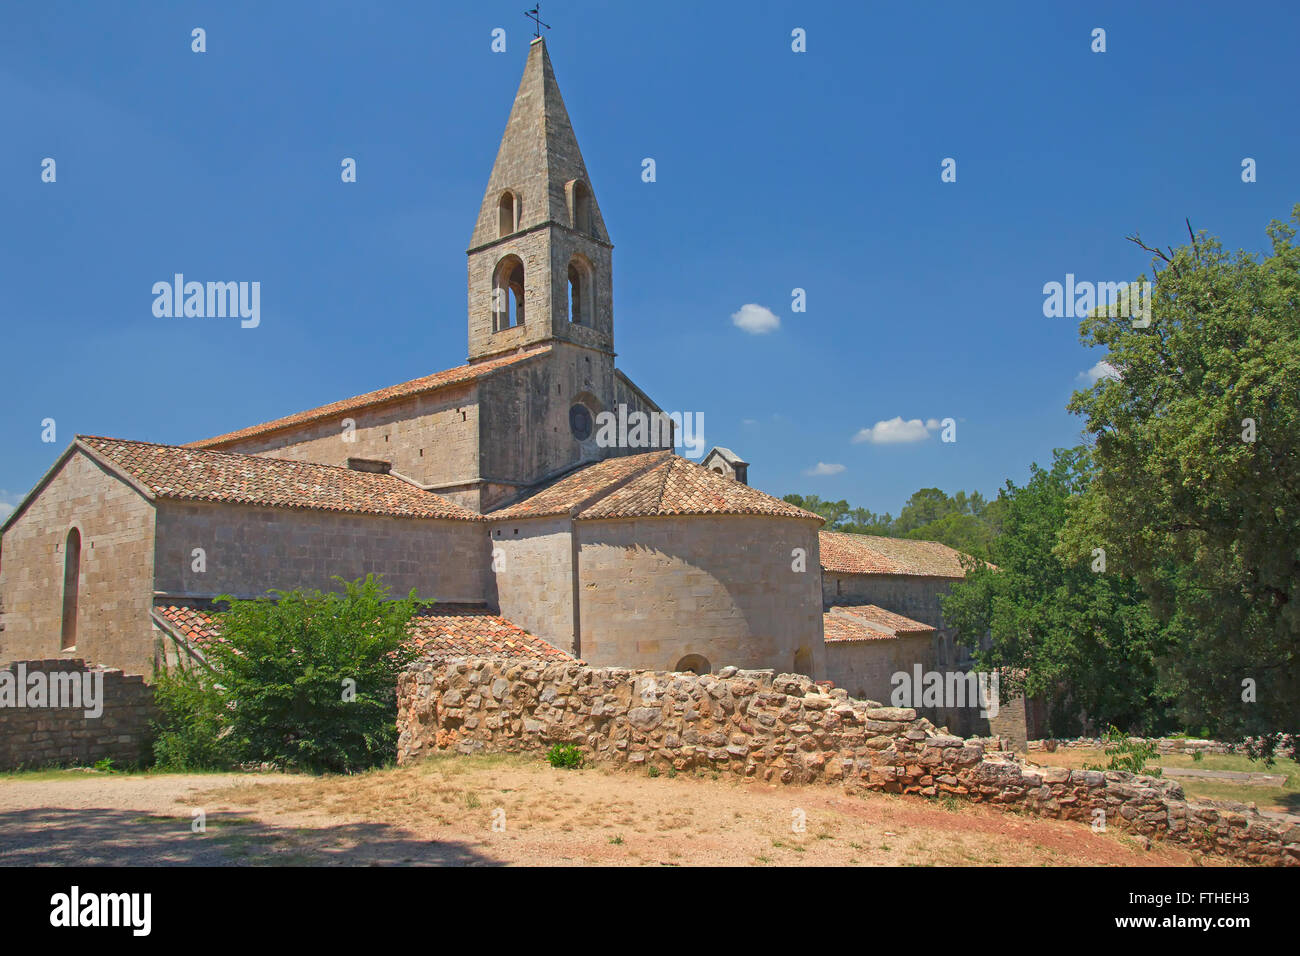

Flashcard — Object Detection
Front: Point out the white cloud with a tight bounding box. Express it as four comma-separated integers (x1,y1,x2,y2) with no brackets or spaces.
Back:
730,303,780,335
1077,360,1120,384
852,417,937,445
0,492,16,522
804,462,845,476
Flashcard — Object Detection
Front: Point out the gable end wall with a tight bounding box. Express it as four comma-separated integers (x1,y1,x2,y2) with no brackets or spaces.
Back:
0,450,156,675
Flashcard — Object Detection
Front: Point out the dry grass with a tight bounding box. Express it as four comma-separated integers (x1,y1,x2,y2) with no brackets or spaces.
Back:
194,754,1229,867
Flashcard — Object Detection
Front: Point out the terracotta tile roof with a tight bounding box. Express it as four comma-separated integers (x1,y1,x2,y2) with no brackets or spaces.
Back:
818,531,970,577
576,456,823,521
187,347,549,449
152,601,571,662
80,436,481,521
488,451,674,519
407,604,573,661
823,604,936,643
153,603,222,645
823,612,896,643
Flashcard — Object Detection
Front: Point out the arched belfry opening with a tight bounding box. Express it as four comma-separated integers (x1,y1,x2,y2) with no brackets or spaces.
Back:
61,527,81,650
567,254,593,325
492,255,526,331
497,191,521,237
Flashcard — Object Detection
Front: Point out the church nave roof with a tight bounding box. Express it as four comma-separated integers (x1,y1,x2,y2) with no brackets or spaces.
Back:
79,435,482,521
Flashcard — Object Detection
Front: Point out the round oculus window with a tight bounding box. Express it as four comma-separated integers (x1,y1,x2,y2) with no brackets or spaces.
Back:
569,403,593,441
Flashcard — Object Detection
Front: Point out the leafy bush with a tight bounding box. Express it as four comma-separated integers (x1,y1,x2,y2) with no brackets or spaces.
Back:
204,575,420,774
546,744,584,769
1084,725,1162,777
150,662,234,771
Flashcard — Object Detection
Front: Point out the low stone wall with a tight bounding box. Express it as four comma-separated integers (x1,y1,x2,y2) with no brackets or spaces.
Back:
1031,737,1234,756
0,659,156,770
397,658,1299,866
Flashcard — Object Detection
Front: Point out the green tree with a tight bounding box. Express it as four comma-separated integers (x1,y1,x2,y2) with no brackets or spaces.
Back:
1062,207,1300,748
941,448,1173,736
202,574,421,773
894,488,957,534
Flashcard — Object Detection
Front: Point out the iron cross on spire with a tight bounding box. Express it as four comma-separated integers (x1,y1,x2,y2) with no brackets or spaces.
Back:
525,5,551,39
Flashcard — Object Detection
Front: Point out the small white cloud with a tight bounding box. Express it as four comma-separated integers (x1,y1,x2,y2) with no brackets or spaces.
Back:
804,462,845,476
852,417,936,445
741,418,757,426
731,303,780,335
1078,360,1120,384
0,492,16,522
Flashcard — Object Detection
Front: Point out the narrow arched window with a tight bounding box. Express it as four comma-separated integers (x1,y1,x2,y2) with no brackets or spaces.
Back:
497,191,520,237
570,181,592,235
61,528,81,649
492,255,526,330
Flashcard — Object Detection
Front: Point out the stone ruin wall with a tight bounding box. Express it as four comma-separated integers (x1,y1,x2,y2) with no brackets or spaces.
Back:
1031,737,1237,756
397,657,1300,866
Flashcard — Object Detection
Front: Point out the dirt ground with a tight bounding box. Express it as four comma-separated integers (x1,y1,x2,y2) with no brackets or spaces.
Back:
0,755,1234,867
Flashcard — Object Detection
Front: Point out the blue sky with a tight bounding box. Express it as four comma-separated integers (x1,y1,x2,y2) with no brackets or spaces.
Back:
2,0,1297,519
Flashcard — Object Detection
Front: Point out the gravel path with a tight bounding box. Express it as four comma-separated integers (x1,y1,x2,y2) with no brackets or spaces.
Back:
0,773,309,866
0,763,1217,867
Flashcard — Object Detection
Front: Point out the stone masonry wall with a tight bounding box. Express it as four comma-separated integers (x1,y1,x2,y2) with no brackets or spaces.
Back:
397,658,1300,866
0,659,156,771
489,516,576,656
0,449,157,676
575,515,824,676
204,383,483,498
153,499,490,605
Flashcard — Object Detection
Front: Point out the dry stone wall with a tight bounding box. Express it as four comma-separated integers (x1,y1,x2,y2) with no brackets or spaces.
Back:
397,657,1300,866
0,659,156,770
1031,737,1236,756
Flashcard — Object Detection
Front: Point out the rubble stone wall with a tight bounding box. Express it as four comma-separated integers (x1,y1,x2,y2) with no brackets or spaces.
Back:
397,657,1299,866
1031,737,1235,755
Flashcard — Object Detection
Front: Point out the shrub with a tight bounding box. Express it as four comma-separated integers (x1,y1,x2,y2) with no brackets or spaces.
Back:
546,744,584,769
1084,724,1162,777
203,575,420,774
150,662,234,771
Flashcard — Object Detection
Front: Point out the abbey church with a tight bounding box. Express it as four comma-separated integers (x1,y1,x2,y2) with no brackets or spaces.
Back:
0,39,1001,736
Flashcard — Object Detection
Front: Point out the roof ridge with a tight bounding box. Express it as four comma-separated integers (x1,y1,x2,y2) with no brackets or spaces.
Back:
77,435,482,522
647,455,676,513
568,450,674,516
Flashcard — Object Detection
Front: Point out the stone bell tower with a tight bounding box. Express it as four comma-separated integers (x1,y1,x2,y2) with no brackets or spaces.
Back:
466,37,614,364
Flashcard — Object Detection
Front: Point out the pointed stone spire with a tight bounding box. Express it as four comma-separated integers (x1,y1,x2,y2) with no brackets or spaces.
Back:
466,37,615,363
469,37,609,248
